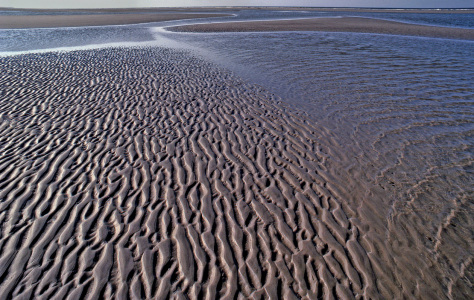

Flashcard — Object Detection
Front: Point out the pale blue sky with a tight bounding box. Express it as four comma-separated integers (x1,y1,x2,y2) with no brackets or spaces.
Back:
1,0,472,9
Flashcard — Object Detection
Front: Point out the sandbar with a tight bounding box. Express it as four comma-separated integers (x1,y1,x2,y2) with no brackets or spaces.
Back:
0,13,231,29
171,16,474,40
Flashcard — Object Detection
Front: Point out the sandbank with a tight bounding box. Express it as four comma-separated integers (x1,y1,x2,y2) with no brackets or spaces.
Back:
0,13,231,29
171,16,474,40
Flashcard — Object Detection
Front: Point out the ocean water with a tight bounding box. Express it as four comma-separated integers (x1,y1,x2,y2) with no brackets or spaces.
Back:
0,8,473,297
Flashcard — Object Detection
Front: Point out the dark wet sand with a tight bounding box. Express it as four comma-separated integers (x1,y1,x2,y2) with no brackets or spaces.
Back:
0,46,381,299
171,16,474,40
2,41,471,299
0,13,231,29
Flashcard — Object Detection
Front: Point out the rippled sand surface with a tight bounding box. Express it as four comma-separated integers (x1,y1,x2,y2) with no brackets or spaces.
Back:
0,11,472,300
0,47,383,299
162,30,474,299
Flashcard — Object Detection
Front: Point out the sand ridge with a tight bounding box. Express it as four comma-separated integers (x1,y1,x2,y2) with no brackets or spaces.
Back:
170,16,474,40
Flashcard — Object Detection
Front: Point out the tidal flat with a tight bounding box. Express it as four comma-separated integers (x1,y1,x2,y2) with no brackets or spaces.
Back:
0,7,472,299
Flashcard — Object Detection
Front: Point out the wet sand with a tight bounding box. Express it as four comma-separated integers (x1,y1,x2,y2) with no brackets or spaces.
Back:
1,45,469,299
0,46,368,299
259,7,474,14
171,16,474,40
0,13,231,29
0,7,472,299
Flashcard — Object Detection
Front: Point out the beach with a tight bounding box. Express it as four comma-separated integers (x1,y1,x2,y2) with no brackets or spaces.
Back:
0,7,472,300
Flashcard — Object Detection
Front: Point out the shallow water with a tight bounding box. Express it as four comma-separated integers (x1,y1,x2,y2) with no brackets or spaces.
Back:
1,8,473,28
1,8,472,53
320,11,474,28
166,31,473,185
161,25,473,298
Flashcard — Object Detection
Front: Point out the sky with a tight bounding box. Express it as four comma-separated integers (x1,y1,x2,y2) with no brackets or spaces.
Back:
1,0,472,9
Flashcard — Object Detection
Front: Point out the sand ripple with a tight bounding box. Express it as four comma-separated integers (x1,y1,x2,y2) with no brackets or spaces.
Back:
0,46,470,299
0,47,379,299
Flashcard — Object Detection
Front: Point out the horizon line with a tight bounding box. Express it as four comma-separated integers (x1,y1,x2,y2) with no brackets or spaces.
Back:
1,6,473,10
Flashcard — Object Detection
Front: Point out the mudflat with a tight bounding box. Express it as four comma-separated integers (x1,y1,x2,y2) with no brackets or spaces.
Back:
171,16,474,40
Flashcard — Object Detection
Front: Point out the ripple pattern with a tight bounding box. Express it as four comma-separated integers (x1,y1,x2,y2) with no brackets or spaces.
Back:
131,30,474,299
0,47,389,299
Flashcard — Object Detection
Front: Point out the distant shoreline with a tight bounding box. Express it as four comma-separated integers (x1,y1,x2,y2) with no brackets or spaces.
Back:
1,7,473,14
170,16,474,41
0,13,231,29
